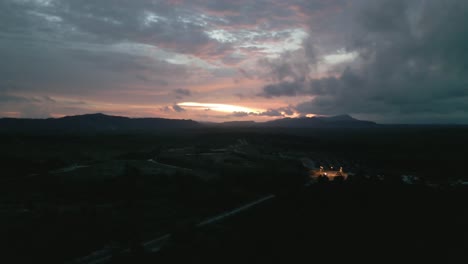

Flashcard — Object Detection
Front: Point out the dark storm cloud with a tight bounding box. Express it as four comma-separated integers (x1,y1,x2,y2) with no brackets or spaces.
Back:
260,0,468,123
258,81,305,98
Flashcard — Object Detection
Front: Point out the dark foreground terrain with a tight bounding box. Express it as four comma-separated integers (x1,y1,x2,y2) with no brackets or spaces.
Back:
0,126,467,263
150,183,467,263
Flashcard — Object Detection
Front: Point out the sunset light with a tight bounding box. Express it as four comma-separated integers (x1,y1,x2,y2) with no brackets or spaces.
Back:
178,102,263,114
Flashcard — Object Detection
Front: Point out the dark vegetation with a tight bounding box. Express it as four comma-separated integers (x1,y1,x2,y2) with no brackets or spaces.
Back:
0,124,467,263
152,183,468,263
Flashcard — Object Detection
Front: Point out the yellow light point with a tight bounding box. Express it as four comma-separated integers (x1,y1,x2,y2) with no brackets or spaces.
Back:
178,102,263,113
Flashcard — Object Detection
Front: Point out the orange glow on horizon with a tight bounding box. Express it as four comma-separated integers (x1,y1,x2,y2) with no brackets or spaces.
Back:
1,111,21,118
178,102,263,113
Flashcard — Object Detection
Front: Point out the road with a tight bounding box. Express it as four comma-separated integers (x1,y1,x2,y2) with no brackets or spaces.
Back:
69,194,276,264
50,164,89,174
147,159,193,171
197,194,275,227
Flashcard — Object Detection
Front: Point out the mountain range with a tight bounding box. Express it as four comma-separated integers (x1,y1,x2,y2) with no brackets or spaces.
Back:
0,113,376,133
0,113,200,133
261,114,376,128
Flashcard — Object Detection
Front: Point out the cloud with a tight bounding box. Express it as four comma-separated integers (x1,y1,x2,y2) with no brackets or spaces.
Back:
277,106,295,115
258,80,305,98
237,68,253,80
234,93,245,99
0,35,193,107
230,106,295,118
257,40,317,82
0,0,236,62
259,0,468,123
160,106,172,113
231,111,249,117
0,94,37,104
258,109,283,117
172,104,186,112
0,92,90,118
159,104,186,113
3,0,467,123
174,88,192,97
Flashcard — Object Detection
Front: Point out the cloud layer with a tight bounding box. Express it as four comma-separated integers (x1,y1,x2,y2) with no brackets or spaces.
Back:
1,0,467,123
259,0,468,123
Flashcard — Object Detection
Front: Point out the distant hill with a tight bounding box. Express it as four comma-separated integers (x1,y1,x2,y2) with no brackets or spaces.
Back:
262,114,377,128
0,113,377,133
201,114,376,128
0,113,201,133
215,121,257,128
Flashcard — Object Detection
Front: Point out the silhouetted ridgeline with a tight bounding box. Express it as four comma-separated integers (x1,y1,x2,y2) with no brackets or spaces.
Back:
0,113,200,133
262,114,376,128
0,113,378,133
206,114,377,128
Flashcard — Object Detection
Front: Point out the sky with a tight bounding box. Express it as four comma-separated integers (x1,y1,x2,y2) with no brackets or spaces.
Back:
1,0,468,123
